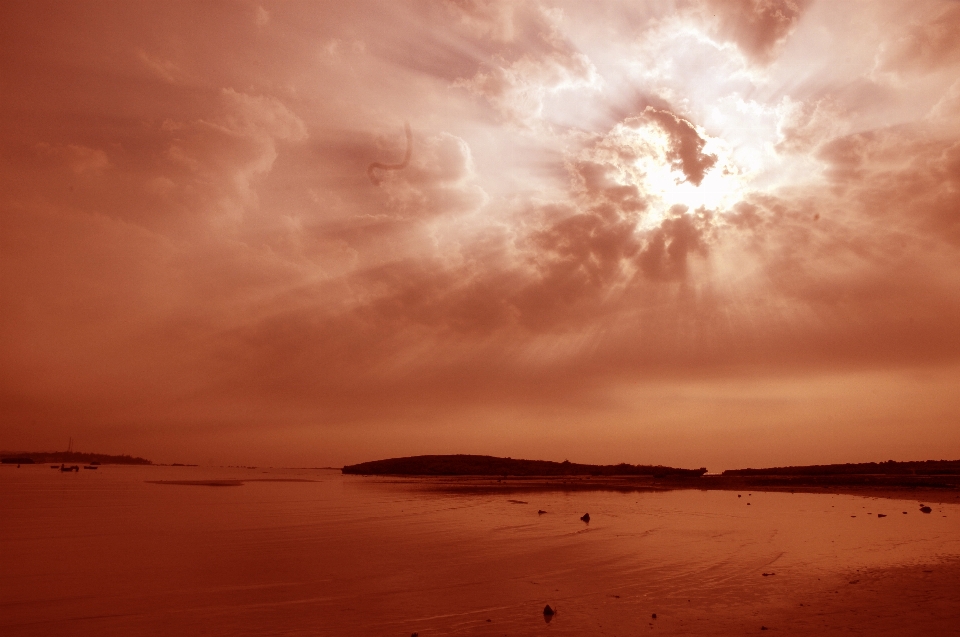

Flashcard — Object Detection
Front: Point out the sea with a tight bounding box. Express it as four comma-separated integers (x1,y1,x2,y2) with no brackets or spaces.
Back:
2,465,959,636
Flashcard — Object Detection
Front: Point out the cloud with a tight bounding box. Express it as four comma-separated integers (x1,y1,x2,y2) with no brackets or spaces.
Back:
368,128,489,221
776,97,847,154
255,6,270,28
453,2,599,125
928,79,960,121
161,88,307,212
878,4,960,74
689,0,812,64
136,49,185,83
639,108,718,186
2,0,960,465
36,143,110,175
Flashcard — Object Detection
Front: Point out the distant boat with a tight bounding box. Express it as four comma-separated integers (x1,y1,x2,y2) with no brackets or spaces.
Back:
83,465,98,470
59,464,80,472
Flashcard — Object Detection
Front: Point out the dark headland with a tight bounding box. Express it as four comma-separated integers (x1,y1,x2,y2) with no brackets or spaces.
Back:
0,451,152,465
342,455,960,501
713,459,960,493
342,455,707,477
723,459,960,477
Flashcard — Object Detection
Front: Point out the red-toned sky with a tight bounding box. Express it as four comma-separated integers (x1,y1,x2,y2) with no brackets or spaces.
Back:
2,1,960,469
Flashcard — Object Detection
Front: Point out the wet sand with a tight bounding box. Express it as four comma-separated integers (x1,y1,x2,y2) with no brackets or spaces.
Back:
757,558,960,636
145,479,244,486
724,485,960,506
146,478,320,486
553,558,960,636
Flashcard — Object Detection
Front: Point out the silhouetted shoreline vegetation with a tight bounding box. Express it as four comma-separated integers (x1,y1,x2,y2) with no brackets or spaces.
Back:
722,459,960,476
0,451,152,465
341,456,960,495
342,455,708,477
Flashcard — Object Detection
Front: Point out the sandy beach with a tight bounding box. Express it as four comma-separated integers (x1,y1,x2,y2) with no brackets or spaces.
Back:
757,558,960,636
562,558,960,636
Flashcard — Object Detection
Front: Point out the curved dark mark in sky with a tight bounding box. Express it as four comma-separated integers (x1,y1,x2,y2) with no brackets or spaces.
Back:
367,122,412,185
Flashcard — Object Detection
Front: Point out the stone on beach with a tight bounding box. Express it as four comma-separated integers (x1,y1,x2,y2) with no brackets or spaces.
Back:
543,604,555,616
581,513,590,523
920,506,932,513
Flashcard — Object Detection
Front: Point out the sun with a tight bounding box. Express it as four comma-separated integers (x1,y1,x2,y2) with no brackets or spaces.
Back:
611,119,749,226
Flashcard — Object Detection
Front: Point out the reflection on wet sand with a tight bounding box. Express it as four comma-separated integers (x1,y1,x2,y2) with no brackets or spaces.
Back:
2,466,958,636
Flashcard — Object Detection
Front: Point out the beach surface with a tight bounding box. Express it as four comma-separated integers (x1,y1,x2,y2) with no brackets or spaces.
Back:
2,465,958,635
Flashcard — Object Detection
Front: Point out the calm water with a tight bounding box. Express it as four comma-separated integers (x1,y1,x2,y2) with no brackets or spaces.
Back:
2,465,958,636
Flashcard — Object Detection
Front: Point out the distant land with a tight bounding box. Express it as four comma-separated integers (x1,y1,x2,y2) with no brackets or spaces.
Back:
722,459,960,476
341,455,960,498
0,451,152,465
709,459,960,492
341,454,708,477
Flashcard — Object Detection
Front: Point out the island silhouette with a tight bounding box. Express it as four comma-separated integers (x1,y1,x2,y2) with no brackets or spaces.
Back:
0,451,152,465
342,454,707,477
341,455,960,493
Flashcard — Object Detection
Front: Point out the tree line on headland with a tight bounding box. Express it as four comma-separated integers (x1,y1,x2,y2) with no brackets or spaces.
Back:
722,459,960,476
0,451,152,465
342,455,708,477
341,454,960,480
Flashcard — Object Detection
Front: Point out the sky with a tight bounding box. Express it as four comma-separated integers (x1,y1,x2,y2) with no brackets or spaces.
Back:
2,0,960,469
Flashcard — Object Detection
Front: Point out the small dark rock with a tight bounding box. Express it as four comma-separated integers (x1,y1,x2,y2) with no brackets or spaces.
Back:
738,494,741,498
581,513,590,523
878,514,886,518
538,510,546,515
761,626,768,631
762,572,775,577
411,633,418,637
920,506,932,513
652,613,657,619
543,605,555,616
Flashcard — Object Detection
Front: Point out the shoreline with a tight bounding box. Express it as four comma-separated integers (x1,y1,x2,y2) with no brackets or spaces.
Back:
355,474,960,504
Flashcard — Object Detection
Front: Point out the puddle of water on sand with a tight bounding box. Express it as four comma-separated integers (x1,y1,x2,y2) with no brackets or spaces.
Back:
1,466,958,636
